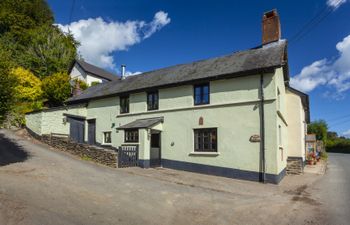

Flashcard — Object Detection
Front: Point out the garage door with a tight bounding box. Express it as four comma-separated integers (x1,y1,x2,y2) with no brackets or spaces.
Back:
69,118,85,143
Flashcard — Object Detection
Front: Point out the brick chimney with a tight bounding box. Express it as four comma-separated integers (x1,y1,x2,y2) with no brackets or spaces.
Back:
262,9,281,45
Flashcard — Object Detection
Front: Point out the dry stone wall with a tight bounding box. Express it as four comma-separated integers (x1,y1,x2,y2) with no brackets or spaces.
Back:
29,130,117,168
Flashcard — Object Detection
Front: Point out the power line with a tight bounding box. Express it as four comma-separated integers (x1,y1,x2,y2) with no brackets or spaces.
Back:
69,0,76,25
289,0,343,45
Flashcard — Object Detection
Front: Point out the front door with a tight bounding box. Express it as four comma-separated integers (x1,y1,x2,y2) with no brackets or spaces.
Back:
150,132,161,167
88,119,96,145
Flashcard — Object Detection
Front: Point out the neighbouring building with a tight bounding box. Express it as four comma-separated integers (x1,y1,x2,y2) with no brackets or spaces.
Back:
69,59,119,85
25,10,310,184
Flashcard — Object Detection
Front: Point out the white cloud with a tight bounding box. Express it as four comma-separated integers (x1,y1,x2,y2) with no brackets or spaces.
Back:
327,0,347,9
125,71,142,76
343,129,350,138
57,11,170,70
291,34,350,96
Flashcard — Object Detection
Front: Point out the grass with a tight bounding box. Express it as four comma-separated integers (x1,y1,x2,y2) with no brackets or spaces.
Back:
81,155,93,161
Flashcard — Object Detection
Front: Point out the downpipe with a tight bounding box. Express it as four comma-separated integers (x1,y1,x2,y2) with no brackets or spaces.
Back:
260,73,266,183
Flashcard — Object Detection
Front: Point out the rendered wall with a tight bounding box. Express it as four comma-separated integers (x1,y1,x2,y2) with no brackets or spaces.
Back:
286,90,306,160
110,72,282,176
25,105,87,136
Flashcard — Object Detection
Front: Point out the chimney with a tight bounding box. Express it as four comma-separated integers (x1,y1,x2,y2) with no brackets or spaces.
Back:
262,9,281,45
121,64,126,80
73,80,82,96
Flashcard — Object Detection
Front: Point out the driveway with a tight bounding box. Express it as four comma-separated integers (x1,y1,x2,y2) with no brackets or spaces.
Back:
0,129,327,225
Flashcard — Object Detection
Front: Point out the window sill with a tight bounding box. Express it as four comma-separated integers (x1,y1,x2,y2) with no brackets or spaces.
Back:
188,152,220,156
102,143,112,146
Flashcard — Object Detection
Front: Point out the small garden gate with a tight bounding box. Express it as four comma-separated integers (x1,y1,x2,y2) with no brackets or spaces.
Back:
118,145,139,168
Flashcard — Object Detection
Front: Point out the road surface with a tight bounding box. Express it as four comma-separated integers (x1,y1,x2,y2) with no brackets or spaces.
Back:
313,153,350,225
0,129,342,225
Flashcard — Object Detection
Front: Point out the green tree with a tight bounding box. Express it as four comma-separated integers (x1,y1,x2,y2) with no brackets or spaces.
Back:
23,26,78,78
308,120,328,143
42,72,71,107
0,50,17,124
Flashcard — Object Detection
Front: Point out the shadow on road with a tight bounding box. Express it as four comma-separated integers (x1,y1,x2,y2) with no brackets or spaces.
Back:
0,133,29,166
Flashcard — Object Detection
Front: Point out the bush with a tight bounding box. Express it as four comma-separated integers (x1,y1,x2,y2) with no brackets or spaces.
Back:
42,72,71,107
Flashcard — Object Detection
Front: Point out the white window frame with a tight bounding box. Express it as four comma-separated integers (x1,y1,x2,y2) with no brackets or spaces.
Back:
102,131,112,145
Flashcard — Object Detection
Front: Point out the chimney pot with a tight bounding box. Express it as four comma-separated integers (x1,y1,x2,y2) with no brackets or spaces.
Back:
262,9,281,45
121,64,126,80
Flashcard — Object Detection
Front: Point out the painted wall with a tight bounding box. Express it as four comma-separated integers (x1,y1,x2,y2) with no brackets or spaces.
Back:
70,63,105,86
286,90,306,160
25,105,87,136
274,68,288,174
111,72,282,176
25,111,43,135
86,97,118,145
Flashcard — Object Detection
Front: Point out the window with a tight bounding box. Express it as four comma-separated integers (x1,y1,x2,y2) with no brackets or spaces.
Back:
147,91,158,110
103,131,112,144
194,83,210,105
194,128,217,152
120,95,129,114
125,129,139,143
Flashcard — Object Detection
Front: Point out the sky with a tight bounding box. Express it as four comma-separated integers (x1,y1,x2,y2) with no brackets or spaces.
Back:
47,0,350,137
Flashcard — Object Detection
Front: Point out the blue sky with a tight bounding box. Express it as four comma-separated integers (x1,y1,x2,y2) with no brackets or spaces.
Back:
48,0,350,136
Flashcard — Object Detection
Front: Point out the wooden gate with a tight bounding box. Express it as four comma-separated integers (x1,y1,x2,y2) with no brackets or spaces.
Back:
118,145,138,168
68,118,85,143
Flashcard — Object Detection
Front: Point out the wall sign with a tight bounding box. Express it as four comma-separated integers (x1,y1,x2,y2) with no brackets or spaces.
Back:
249,134,261,142
199,117,204,126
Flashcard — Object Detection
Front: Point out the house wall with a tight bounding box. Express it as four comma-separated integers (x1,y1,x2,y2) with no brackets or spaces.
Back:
105,71,284,182
274,68,288,175
25,68,289,183
70,63,105,86
86,97,118,145
286,90,306,161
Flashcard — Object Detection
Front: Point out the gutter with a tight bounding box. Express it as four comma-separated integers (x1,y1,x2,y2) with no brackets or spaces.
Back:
259,73,266,183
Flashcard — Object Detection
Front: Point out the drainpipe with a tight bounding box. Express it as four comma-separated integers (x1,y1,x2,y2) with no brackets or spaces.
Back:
260,73,266,183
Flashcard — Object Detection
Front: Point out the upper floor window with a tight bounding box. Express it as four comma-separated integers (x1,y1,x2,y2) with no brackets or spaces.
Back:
120,95,129,114
147,91,158,111
194,83,210,105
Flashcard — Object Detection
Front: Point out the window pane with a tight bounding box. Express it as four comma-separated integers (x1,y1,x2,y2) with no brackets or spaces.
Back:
194,129,217,152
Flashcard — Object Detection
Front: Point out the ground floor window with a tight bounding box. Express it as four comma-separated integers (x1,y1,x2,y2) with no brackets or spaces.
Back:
103,131,112,144
125,129,139,143
194,128,217,152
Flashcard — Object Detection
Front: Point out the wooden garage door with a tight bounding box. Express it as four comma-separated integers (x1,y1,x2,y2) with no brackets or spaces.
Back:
69,118,85,143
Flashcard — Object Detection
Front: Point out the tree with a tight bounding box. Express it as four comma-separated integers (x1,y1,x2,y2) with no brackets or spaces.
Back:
42,72,71,107
11,67,43,102
308,120,328,143
23,26,78,78
0,49,17,124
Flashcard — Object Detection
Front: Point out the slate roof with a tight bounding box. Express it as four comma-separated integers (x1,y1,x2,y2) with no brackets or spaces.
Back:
73,59,119,82
67,40,288,104
117,117,164,129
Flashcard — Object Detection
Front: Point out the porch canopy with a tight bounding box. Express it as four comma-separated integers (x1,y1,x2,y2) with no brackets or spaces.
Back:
117,117,164,130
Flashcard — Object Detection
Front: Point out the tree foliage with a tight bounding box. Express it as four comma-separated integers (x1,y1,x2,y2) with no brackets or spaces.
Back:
11,67,43,101
308,120,328,143
0,0,78,124
0,50,17,124
42,72,71,107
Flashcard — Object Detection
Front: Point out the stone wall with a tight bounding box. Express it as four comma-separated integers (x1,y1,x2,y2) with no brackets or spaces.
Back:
30,131,117,168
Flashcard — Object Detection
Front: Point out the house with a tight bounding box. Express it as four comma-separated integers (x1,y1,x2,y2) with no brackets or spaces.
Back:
25,10,310,184
69,59,119,86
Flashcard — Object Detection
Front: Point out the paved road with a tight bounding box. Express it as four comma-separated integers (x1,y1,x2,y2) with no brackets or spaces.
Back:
0,129,329,225
314,153,350,225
